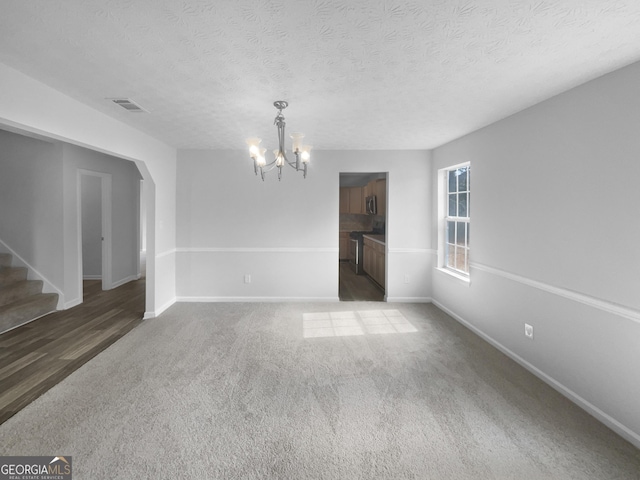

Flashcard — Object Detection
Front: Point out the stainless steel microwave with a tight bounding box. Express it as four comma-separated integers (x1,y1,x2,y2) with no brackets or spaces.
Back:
365,195,377,215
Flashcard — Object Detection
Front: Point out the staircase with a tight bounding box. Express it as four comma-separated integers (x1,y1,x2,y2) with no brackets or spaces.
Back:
0,253,58,335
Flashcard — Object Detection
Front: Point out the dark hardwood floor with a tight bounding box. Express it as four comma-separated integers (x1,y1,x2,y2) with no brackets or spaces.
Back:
0,278,145,424
339,261,385,301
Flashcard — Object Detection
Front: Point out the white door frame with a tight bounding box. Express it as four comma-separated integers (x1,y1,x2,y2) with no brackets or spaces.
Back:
77,169,112,291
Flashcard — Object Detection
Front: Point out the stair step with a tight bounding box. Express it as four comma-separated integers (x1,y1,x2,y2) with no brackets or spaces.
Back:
0,279,44,307
0,266,28,287
0,293,58,334
0,253,11,267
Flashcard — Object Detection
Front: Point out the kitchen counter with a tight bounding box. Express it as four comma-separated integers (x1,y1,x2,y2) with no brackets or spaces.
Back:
363,234,385,245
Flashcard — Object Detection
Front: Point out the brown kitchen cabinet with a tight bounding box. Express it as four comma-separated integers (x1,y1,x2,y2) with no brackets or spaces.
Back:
339,186,365,214
363,235,385,288
339,187,349,214
375,178,386,217
363,181,372,199
363,241,373,276
349,186,363,214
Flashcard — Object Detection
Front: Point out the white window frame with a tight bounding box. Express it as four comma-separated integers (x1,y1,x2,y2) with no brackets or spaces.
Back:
437,162,470,282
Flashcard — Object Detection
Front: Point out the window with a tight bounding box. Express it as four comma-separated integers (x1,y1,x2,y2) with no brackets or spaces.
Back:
444,164,470,275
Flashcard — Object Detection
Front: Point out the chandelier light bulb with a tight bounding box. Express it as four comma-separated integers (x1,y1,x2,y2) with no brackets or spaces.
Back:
274,149,286,167
290,132,304,153
256,148,267,167
246,138,262,158
300,145,312,163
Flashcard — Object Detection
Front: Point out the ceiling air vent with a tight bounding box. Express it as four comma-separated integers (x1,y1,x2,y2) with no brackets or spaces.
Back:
109,98,147,113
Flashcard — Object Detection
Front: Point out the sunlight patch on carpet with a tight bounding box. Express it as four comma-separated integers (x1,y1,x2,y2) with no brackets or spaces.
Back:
302,309,418,338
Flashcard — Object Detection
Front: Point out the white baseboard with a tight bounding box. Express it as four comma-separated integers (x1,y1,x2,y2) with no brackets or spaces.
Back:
176,296,341,303
143,297,177,319
111,274,139,289
64,297,83,309
83,275,102,280
386,296,432,303
431,299,640,450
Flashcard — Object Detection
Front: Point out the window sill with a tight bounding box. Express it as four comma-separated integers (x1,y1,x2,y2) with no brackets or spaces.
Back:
436,267,471,286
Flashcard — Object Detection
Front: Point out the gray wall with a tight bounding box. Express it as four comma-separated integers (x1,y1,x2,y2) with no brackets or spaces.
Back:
431,61,640,445
0,129,64,290
176,150,431,301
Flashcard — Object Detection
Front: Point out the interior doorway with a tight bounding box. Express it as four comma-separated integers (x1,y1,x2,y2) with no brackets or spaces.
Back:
79,170,112,291
338,172,387,301
81,174,102,280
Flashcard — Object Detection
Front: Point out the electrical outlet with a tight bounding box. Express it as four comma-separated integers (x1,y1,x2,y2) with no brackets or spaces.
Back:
404,274,410,284
244,274,251,284
524,323,534,339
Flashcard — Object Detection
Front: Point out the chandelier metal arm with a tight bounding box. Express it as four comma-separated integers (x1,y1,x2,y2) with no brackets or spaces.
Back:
275,111,303,169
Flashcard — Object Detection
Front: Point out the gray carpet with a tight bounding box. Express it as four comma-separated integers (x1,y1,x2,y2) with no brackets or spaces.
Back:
1,302,639,479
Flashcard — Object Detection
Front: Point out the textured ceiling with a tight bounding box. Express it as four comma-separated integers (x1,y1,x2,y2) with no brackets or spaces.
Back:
2,0,640,150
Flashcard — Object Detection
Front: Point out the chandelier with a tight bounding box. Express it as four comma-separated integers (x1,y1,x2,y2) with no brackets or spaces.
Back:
246,101,312,181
